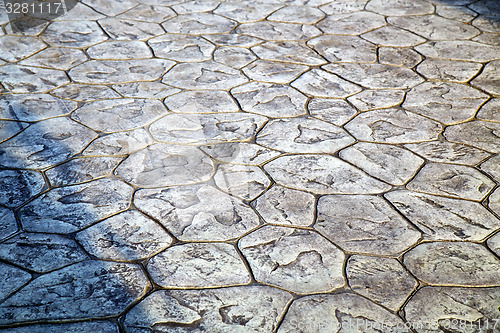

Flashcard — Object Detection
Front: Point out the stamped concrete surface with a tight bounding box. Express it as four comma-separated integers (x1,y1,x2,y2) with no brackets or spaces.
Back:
0,0,499,332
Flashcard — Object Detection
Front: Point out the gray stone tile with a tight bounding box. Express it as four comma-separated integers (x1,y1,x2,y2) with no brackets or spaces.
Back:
116,4,176,23
488,188,500,215
291,68,362,98
477,98,500,122
0,206,17,242
308,34,377,63
214,1,281,23
0,65,70,93
200,142,280,165
378,47,422,68
163,90,238,113
487,232,500,256
213,46,256,68
112,82,180,99
242,60,309,84
405,141,491,166
468,0,500,15
480,155,500,181
0,36,46,62
268,5,324,24
98,18,164,40
308,98,357,126
0,170,44,208
445,120,500,153
82,0,138,16
19,47,87,71
317,12,386,35
319,0,367,14
53,2,105,20
148,34,215,62
171,0,221,14
472,15,500,33
0,321,119,333
347,89,405,111
415,40,500,62
46,156,122,186
50,84,121,101
203,33,263,47
251,41,326,66
417,58,483,82
471,60,500,95
362,26,426,47
162,13,236,34
0,94,77,121
388,15,480,40
236,22,321,40
87,41,152,60
214,164,270,200
366,0,434,15
82,129,153,156
0,263,30,302
41,21,108,48
473,32,500,46
436,4,478,22
0,120,29,144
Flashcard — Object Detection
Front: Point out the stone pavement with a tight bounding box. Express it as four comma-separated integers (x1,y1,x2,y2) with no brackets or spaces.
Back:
0,0,499,331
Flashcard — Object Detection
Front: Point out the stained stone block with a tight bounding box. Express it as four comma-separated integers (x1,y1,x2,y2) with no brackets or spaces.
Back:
291,69,361,98
162,13,236,34
267,5,324,23
417,59,482,83
308,34,376,63
239,226,345,293
366,0,434,15
346,256,417,311
82,0,137,16
378,47,422,68
232,82,307,117
200,143,280,165
236,22,321,41
134,184,259,241
214,2,281,23
41,21,108,48
19,48,87,71
116,4,176,23
480,155,500,180
0,94,77,121
445,121,500,153
147,243,251,288
163,90,238,113
318,12,386,35
404,242,500,286
124,287,291,332
0,36,46,62
148,35,215,62
0,65,70,93
347,89,405,111
213,47,256,69
0,170,44,208
308,98,357,126
87,41,152,60
0,263,30,301
264,155,391,194
415,41,500,62
214,164,270,200
0,321,119,333
203,33,263,48
242,60,309,84
19,178,133,233
477,98,500,122
98,18,164,40
0,207,17,242
252,41,326,66
0,261,148,325
407,163,495,201
50,84,121,101
115,144,214,187
46,157,123,186
0,120,28,144
319,0,367,14
405,141,491,165
472,60,500,95
82,129,153,156
112,82,180,99
256,117,354,153
362,26,426,47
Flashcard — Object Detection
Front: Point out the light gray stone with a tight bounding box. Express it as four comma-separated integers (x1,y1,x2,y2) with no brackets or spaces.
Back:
50,84,121,101
99,18,164,40
445,120,500,153
477,98,500,122
417,59,483,82
214,1,281,23
473,33,500,46
487,232,500,256
252,41,326,66
378,47,423,68
214,164,270,200
112,82,180,99
171,0,220,14
0,321,119,333
0,207,17,242
308,34,376,63
87,41,152,60
436,4,478,22
489,188,500,215
366,0,434,15
480,155,500,180
415,41,500,62
472,60,500,95
243,60,309,84
472,15,500,33
319,0,367,14
0,65,70,93
268,5,325,23
148,34,215,62
214,46,256,69
347,89,405,111
0,94,77,122
46,157,122,186
53,1,105,20
203,33,263,48
0,120,29,144
291,69,362,98
116,4,176,22
0,36,46,62
308,98,357,126
0,170,44,208
236,22,321,40
0,263,30,302
19,47,87,71
81,0,137,16
82,129,153,156
162,13,236,34
362,26,426,47
41,21,108,48
200,142,280,165
317,12,386,35
163,90,238,113
405,141,491,165
388,15,480,40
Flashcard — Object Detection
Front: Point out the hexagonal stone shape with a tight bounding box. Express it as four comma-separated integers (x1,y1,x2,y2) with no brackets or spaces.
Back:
81,0,137,16
445,121,500,153
134,184,259,241
278,292,408,333
251,41,326,66
82,129,153,157
214,1,281,23
51,84,121,102
477,98,500,122
115,144,214,187
214,164,270,200
19,178,132,233
340,142,424,185
124,286,291,332
148,34,215,62
0,170,44,208
316,195,420,255
0,321,119,333
366,0,434,15
0,207,17,242
415,40,500,62
0,36,46,62
308,98,357,126
264,155,390,195
239,226,344,294
308,35,377,63
213,47,256,69
0,65,70,93
407,163,495,201
324,63,424,89
346,256,417,311
378,47,422,68
200,142,280,166
76,210,172,261
291,69,361,98
147,243,250,288
236,22,321,40
472,60,500,96
0,262,30,301
232,82,307,117
405,141,491,166
242,60,308,84
164,90,238,114
404,242,500,286
362,26,426,47
87,41,152,60
317,11,386,35
256,117,354,153
348,89,405,111
116,4,175,23
0,260,148,325
98,18,164,40
0,94,77,122
41,21,107,48
46,157,122,187
162,13,236,34
345,109,442,143
267,5,325,23
417,59,482,83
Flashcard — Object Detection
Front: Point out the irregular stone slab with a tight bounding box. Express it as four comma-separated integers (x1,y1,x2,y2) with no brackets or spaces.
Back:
53,1,105,20
236,22,321,40
323,63,424,89
170,0,220,14
256,117,354,153
213,46,256,68
415,40,500,62
0,36,46,62
82,129,153,156
0,321,119,333
76,210,172,260
265,155,391,194
112,82,180,99
308,34,376,63
255,185,315,226
200,142,280,165
115,144,214,187
473,33,500,46
489,189,500,215
0,170,44,208
214,164,270,200
203,33,263,48
477,98,500,122
148,243,250,288
469,0,500,15
41,21,107,48
366,0,434,15
252,41,326,66
150,113,267,144
0,263,30,301
319,0,367,14
268,5,324,23
239,226,344,293
345,108,442,143
436,4,478,22
278,292,408,333
404,82,488,124
72,99,166,133
46,157,122,186
124,286,291,332
0,65,69,93
0,260,148,325
99,18,164,40
162,13,236,34
0,120,28,144
316,195,420,255
291,69,361,98
19,47,86,71
148,34,215,62
50,84,121,101
135,184,259,241
417,59,482,82
472,60,500,95
404,242,500,286
87,41,152,60
4,17,49,36
81,0,137,16
0,117,96,169
163,61,248,90
242,60,308,84
445,120,500,153
407,163,495,201
308,98,357,126
487,232,500,256
386,190,500,241
19,178,132,233
0,207,17,242
116,4,176,22
0,233,87,273
378,47,422,68
389,15,479,40
0,94,76,122
214,1,281,23
480,155,500,180
317,12,386,35
69,59,174,84
405,141,491,166
164,90,238,113
347,89,405,111
346,256,417,311
362,26,426,47
339,142,424,185
473,15,500,33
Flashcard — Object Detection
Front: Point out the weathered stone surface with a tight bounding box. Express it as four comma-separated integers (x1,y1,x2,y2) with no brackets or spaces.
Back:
87,41,152,60
214,46,256,68
362,26,426,47
436,4,477,22
0,263,30,301
82,129,153,156
99,18,164,40
317,12,386,35
0,36,46,62
124,286,291,333
445,121,500,153
214,164,270,200
164,90,238,113
20,47,86,71
291,69,362,98
404,242,500,286
214,2,281,23
366,0,434,15
405,141,491,165
480,155,500,181
472,60,500,95
389,15,479,40
268,5,325,23
0,321,119,333
308,98,357,126
347,89,405,111
116,4,176,22
265,155,391,194
0,207,17,242
0,120,29,144
477,98,500,122
487,232,500,256
0,261,148,325
148,243,250,288
171,0,220,14
116,144,214,187
46,157,122,186
308,34,377,63
201,142,279,165
489,188,500,215
0,65,70,93
346,256,417,311
378,47,422,68
53,1,105,20
19,178,132,233
407,163,495,201
240,226,345,293
469,0,500,15
50,84,121,101
255,185,315,226
112,82,180,99
417,59,483,83
252,41,326,66
162,13,236,34
148,34,215,62
82,0,137,16
472,15,500,33
203,33,263,48
135,184,259,241
41,21,107,48
0,94,76,122
473,33,500,46
319,0,367,14
415,40,500,62
76,210,172,260
242,60,308,83
0,170,44,208
236,22,321,40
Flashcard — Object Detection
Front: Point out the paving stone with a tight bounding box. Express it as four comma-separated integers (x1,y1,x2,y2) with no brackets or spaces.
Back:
473,15,500,33
164,90,237,114
242,60,309,84
480,155,500,180
46,157,122,186
116,4,176,23
200,142,280,165
256,117,354,153
444,120,500,153
0,206,17,242
308,34,376,63
404,82,488,124
488,188,500,215
124,286,291,333
417,59,483,83
362,26,425,47
436,4,478,22
112,82,180,99
214,1,282,23
115,144,214,187
308,98,357,126
404,242,500,286
41,21,107,48
82,0,137,16
0,263,30,302
0,94,77,122
0,170,44,208
82,129,153,157
19,178,132,233
53,1,105,20
278,292,409,333
135,184,259,241
291,69,361,98
346,256,417,311
251,41,325,66
19,47,87,71
324,63,424,89
268,5,324,23
472,60,500,95
468,0,500,15
317,12,386,35
0,321,119,333
0,120,28,144
472,33,500,46
171,0,220,14
340,142,424,185
264,155,391,194
203,33,263,48
148,243,250,288
50,84,121,101
487,232,500,256
415,40,500,62
213,46,256,68
378,47,422,68
98,18,164,40
366,0,434,15
232,82,307,117
87,41,152,60
345,108,442,143
0,36,46,62
236,22,321,40
0,65,70,93
72,99,166,133
214,164,270,200
405,141,491,165
0,260,148,325
162,13,236,34
255,184,315,226
477,98,500,122
347,89,405,111
148,34,215,62
4,17,49,36
319,0,367,14
239,226,345,293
